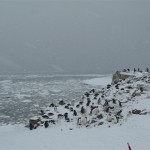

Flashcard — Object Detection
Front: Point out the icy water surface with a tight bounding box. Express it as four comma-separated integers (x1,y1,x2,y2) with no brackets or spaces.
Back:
0,74,105,125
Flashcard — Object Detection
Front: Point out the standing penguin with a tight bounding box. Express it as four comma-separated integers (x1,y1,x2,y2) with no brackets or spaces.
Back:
81,106,85,114
29,123,34,130
77,117,81,125
73,110,77,116
64,113,68,120
86,98,91,106
44,121,49,128
98,98,101,105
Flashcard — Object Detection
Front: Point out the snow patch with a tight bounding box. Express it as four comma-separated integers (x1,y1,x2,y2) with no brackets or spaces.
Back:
83,76,112,86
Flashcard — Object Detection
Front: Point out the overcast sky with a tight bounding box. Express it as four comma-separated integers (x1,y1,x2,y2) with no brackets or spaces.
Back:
0,0,150,74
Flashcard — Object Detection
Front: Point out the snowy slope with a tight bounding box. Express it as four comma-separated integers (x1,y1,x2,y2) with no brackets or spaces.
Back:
0,71,150,150
0,115,150,150
83,76,112,86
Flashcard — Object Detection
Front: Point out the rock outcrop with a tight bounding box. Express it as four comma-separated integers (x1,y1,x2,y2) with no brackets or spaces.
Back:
112,71,135,84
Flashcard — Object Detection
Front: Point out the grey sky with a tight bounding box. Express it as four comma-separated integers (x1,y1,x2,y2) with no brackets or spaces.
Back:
0,0,150,74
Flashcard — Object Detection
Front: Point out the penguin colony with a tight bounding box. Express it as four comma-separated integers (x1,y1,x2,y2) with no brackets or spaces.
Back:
28,70,150,130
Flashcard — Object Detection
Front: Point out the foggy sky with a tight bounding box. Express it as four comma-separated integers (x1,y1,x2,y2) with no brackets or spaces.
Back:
0,0,150,74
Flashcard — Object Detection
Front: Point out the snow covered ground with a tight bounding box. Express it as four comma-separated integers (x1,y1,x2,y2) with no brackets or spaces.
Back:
0,114,150,150
0,72,150,150
83,75,112,87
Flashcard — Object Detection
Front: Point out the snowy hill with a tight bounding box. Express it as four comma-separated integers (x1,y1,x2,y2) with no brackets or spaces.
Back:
27,71,150,130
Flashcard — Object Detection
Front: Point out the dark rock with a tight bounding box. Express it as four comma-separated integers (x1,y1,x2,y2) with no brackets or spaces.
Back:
94,93,99,97
64,105,69,109
98,122,104,126
42,115,50,119
48,113,54,116
97,114,103,120
90,120,97,124
86,125,90,128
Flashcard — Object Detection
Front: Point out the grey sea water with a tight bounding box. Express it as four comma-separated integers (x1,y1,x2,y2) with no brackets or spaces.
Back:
0,74,107,125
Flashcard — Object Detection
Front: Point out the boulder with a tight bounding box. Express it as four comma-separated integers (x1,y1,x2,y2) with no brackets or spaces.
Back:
112,71,135,84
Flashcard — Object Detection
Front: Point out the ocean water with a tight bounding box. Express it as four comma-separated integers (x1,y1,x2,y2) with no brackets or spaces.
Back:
0,74,106,125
